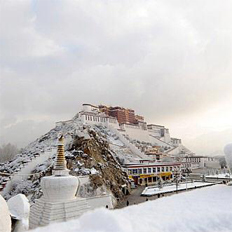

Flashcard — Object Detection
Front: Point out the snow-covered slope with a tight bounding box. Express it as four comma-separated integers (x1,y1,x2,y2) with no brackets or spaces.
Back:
31,185,232,232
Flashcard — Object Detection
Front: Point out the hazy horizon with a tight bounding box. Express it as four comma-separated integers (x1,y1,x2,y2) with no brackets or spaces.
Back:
1,0,232,156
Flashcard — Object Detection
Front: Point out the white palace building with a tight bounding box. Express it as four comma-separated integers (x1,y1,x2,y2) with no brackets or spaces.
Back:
57,104,220,178
72,104,179,149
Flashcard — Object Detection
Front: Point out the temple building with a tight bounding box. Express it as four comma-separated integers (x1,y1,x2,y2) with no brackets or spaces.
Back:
74,104,119,129
99,104,143,124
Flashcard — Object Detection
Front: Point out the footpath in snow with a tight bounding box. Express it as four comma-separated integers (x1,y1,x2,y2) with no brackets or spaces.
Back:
32,185,232,232
141,181,215,196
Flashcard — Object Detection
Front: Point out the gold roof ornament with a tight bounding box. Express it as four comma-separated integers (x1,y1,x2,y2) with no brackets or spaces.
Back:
53,134,69,176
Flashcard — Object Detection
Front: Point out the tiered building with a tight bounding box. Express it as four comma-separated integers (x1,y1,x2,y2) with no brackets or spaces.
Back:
99,104,143,124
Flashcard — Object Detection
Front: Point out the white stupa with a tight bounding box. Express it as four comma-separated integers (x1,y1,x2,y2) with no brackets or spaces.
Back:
29,135,89,229
0,195,11,232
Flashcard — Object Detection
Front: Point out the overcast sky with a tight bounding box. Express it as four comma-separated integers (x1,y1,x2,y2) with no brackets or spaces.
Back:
0,0,232,155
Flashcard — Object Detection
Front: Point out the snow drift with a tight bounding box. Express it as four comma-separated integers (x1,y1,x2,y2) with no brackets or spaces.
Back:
32,185,232,232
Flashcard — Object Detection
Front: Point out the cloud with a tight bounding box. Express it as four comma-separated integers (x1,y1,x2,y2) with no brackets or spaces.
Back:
0,0,232,153
0,119,54,148
184,128,232,156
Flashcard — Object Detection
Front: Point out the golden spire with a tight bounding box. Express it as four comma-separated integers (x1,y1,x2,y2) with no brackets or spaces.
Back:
54,135,66,171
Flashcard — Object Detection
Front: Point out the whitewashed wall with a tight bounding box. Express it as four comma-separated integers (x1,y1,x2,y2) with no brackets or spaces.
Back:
120,125,150,143
86,195,114,209
149,135,172,148
80,114,120,129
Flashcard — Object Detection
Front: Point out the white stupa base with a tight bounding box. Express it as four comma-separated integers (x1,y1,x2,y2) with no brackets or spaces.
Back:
29,173,90,229
41,175,79,202
29,197,89,229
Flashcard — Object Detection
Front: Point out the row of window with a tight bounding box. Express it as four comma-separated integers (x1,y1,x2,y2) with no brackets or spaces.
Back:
172,139,181,144
185,158,201,163
84,115,116,124
182,163,191,168
128,166,175,175
140,175,172,183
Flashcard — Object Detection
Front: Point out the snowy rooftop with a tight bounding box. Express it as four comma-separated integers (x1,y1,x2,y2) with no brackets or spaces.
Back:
205,173,231,179
32,185,232,232
141,181,215,196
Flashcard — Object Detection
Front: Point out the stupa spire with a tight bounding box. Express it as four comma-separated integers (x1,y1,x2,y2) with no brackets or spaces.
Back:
53,134,69,176
54,135,66,170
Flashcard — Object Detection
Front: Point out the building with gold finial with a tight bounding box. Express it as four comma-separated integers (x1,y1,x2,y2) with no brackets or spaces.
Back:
29,135,89,229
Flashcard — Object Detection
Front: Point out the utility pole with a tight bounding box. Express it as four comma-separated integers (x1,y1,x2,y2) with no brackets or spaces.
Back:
173,167,180,194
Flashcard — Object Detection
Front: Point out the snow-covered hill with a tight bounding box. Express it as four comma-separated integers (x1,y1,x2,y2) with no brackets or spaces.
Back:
0,118,130,202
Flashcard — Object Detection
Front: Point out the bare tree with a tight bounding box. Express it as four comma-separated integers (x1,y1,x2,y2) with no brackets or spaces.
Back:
0,143,19,163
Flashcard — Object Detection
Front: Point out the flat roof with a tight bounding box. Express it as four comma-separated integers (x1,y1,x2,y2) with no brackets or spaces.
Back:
147,124,165,128
124,162,181,168
83,103,98,108
80,111,117,119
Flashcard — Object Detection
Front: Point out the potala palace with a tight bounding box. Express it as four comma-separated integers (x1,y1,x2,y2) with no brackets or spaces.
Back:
73,103,220,182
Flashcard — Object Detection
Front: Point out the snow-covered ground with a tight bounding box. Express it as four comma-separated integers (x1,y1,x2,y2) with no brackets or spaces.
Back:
31,185,232,232
141,181,215,196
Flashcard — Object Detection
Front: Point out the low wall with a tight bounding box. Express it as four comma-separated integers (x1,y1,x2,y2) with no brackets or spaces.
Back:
86,194,115,209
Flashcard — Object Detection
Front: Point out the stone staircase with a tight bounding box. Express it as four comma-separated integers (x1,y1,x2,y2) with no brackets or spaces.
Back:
108,125,148,160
